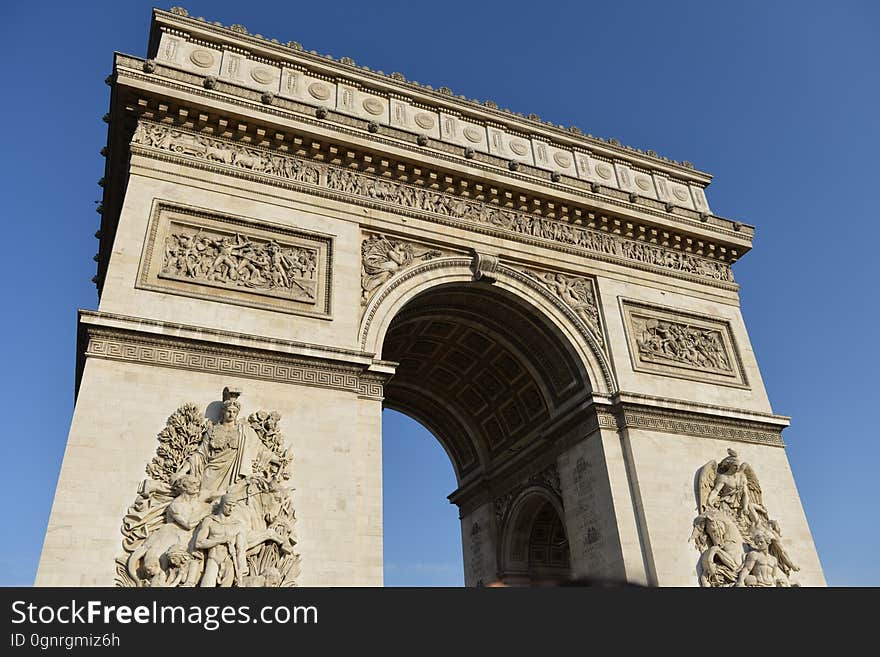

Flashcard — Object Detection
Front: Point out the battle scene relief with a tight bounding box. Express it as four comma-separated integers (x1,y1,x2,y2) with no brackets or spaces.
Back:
632,317,730,373
621,300,747,387
138,203,332,317
161,225,318,303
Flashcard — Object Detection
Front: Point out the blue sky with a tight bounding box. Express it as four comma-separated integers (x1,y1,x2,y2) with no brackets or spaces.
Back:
1,1,877,586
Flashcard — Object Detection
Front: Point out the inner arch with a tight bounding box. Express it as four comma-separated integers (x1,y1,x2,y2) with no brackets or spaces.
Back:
500,492,571,586
381,282,592,484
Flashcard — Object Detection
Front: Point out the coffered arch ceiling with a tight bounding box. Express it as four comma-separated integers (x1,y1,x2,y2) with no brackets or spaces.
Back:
381,283,591,483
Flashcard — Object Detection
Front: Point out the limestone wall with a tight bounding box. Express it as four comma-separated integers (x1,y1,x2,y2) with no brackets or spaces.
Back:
620,427,825,587
37,356,383,586
99,164,364,352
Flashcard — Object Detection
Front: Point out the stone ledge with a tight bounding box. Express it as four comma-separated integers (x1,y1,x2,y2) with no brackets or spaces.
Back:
78,312,391,399
151,7,716,187
113,55,753,246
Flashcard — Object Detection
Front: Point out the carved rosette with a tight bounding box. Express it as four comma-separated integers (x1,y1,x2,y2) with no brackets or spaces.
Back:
115,387,302,587
690,448,799,587
360,234,444,304
132,121,734,286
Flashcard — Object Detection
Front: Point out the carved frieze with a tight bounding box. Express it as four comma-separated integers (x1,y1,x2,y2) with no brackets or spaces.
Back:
84,326,386,400
620,300,747,388
116,387,302,587
146,10,723,227
618,407,783,446
360,234,444,304
138,201,332,317
528,270,604,348
691,448,799,587
634,317,729,372
132,121,735,287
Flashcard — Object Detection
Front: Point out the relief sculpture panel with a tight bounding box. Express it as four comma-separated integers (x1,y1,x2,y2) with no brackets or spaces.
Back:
360,233,447,304
138,202,332,317
691,448,799,587
161,227,318,303
116,387,302,587
620,299,747,387
528,270,604,348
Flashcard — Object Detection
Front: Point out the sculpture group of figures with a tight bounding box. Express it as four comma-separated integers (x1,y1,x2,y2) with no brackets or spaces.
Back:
533,272,603,347
360,234,442,301
133,121,734,284
116,388,302,587
633,317,730,371
161,228,317,301
691,449,799,587
134,122,321,183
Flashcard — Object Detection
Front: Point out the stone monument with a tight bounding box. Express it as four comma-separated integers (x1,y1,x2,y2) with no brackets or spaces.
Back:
36,6,825,586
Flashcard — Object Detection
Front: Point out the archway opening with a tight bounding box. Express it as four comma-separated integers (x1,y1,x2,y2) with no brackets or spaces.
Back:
378,280,590,586
382,408,463,586
499,492,571,586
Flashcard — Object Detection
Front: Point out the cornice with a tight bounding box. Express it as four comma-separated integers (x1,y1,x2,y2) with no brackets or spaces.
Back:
607,391,790,427
80,315,390,399
614,405,785,447
79,309,379,365
152,7,712,183
587,394,787,447
112,56,752,248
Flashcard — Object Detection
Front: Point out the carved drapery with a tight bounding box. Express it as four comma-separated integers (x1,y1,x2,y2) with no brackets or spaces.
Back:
116,387,302,587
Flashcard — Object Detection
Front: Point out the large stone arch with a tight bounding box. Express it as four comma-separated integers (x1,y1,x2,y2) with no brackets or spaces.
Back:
36,8,826,589
360,255,625,586
360,256,616,397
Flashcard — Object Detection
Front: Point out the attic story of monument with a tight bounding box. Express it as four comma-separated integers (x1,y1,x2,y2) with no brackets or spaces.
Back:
36,6,824,587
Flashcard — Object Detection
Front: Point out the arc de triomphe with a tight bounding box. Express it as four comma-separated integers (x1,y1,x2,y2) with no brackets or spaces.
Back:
37,7,824,587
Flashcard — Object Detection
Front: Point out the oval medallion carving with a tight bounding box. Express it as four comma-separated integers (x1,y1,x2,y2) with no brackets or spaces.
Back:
636,175,652,191
308,82,331,100
596,163,613,179
189,49,215,68
463,126,484,143
250,67,274,84
362,97,385,116
509,139,528,156
553,152,572,168
673,187,690,201
414,112,435,130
